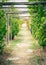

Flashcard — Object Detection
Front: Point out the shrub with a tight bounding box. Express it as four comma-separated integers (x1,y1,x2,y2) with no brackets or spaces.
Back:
11,18,19,40
28,0,46,48
0,10,6,54
39,23,46,46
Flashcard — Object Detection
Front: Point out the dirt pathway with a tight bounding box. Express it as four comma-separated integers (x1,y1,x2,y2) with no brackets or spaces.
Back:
6,26,34,65
6,26,46,65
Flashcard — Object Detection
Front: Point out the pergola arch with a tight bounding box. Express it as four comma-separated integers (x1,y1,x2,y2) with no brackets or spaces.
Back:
0,1,46,43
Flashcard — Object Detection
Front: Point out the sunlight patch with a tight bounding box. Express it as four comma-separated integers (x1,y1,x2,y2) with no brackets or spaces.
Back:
25,49,33,53
7,57,21,61
16,43,30,48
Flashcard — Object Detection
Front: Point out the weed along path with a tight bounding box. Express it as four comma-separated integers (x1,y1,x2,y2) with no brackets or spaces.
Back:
6,25,46,65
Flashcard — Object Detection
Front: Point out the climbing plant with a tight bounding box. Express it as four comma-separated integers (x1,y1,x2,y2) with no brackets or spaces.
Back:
11,18,19,40
8,7,20,40
28,0,46,49
0,1,7,54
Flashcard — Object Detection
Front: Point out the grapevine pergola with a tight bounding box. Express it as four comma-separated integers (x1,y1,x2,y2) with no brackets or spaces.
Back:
0,1,46,16
0,1,46,43
0,1,46,15
0,1,46,5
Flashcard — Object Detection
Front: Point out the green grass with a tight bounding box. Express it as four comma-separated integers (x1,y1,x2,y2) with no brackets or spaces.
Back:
30,42,41,49
11,39,22,44
9,38,22,49
29,55,46,65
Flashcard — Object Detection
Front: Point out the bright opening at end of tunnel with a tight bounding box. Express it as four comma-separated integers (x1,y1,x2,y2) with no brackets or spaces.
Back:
22,23,26,28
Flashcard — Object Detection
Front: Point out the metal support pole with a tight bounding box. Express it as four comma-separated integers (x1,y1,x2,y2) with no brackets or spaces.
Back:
10,15,12,41
6,13,10,44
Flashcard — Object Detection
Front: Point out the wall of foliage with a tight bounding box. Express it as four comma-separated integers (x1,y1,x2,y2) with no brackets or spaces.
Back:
28,0,46,48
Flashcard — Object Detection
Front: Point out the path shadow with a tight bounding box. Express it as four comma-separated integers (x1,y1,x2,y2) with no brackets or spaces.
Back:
28,55,46,65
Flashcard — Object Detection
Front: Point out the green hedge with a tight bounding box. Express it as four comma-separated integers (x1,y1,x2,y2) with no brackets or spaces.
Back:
39,19,46,46
0,10,6,54
28,0,46,47
11,18,19,40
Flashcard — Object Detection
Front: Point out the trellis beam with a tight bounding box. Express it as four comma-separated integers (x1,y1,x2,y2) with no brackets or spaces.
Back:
6,9,46,14
0,1,46,6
